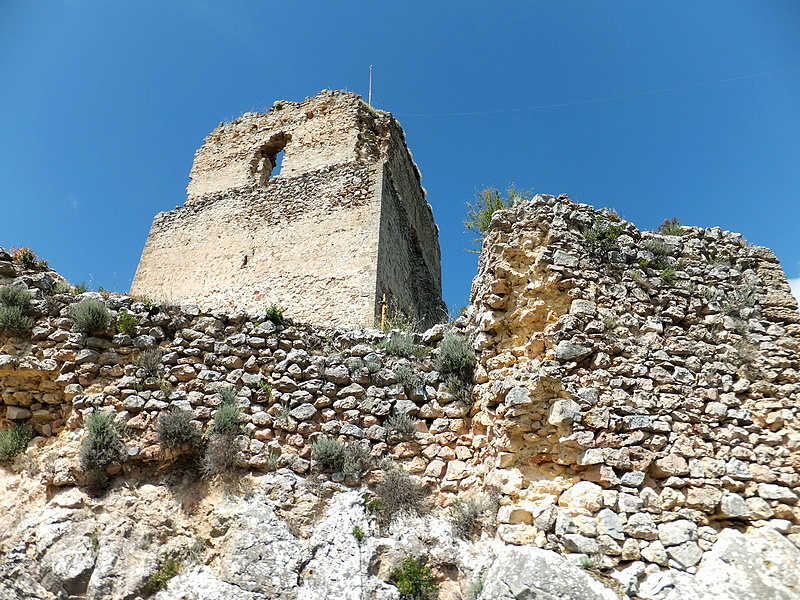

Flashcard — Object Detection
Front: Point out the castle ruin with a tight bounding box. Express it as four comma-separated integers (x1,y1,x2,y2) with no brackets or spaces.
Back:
130,90,446,328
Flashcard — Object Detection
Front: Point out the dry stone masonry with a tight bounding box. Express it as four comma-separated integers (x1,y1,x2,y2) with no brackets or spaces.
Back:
131,91,446,329
467,195,800,571
2,191,800,599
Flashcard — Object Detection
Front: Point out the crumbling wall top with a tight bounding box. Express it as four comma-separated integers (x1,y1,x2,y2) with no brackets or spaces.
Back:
186,90,392,203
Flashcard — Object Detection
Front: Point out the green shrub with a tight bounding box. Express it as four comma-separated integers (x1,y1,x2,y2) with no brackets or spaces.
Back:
373,467,430,520
660,267,677,283
352,525,366,543
0,305,34,335
211,392,241,435
395,364,423,389
74,283,89,294
342,442,372,478
158,409,200,450
0,285,32,309
0,425,33,463
136,348,163,377
658,218,688,236
380,332,424,357
52,280,73,295
12,247,45,270
436,332,475,381
116,310,138,335
380,307,419,333
391,556,439,600
312,436,345,471
257,379,273,400
464,186,532,251
79,410,126,477
146,555,181,591
71,297,110,334
265,304,285,325
386,412,416,440
583,218,625,257
466,573,483,600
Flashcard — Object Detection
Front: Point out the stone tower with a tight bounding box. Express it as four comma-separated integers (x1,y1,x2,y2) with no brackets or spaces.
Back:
131,91,446,328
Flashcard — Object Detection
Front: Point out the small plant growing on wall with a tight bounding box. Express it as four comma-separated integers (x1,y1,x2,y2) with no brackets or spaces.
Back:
658,218,688,236
158,408,200,450
464,186,532,252
265,304,285,326
0,425,33,463
391,556,439,600
79,410,127,491
116,310,138,336
71,297,111,334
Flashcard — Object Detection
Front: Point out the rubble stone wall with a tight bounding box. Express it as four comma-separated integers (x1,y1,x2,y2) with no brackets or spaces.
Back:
466,195,800,570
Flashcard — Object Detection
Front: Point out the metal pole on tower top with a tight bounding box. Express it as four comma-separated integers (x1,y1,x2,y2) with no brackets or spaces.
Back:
368,65,373,106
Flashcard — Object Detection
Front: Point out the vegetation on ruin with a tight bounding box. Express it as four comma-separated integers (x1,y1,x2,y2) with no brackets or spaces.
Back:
158,408,200,450
71,297,111,334
116,310,138,336
391,556,439,600
464,186,532,251
0,425,33,463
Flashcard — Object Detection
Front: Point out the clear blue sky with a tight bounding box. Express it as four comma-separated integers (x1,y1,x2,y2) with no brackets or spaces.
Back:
2,1,799,311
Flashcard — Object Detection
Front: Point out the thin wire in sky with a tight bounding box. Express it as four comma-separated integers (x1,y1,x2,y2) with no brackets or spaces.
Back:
397,66,800,117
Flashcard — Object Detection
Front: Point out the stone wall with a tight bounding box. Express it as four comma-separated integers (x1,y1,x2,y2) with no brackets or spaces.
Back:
466,195,800,570
131,91,445,328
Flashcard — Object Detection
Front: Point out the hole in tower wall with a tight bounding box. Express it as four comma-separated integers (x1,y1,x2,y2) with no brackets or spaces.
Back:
252,132,291,186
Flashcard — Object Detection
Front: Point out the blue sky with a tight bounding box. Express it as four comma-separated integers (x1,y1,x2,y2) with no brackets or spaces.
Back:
1,1,799,311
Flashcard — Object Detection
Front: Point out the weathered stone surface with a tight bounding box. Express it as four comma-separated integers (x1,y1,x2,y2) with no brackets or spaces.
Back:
477,546,618,600
131,91,446,328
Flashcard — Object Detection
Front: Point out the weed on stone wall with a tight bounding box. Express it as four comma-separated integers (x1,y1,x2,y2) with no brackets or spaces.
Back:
211,389,242,435
0,305,34,335
380,332,425,358
311,436,368,475
386,411,416,441
0,425,33,463
0,284,32,309
116,310,138,336
436,332,476,403
368,466,431,523
391,555,439,600
448,498,487,540
582,217,625,258
265,304,285,326
71,297,111,334
145,554,181,591
394,364,424,390
79,410,127,490
658,218,688,236
158,409,200,451
136,348,163,378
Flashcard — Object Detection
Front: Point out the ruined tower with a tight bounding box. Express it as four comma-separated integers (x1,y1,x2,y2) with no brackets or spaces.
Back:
130,91,446,327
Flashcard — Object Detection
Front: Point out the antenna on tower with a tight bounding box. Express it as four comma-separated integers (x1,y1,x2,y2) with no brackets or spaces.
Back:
368,65,373,106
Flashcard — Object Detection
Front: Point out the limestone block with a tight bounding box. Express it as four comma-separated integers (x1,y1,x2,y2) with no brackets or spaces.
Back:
548,399,581,426
559,481,603,513
658,520,698,547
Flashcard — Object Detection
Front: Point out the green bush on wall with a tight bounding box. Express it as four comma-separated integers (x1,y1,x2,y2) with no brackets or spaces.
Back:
391,556,439,600
71,297,111,334
0,425,33,463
